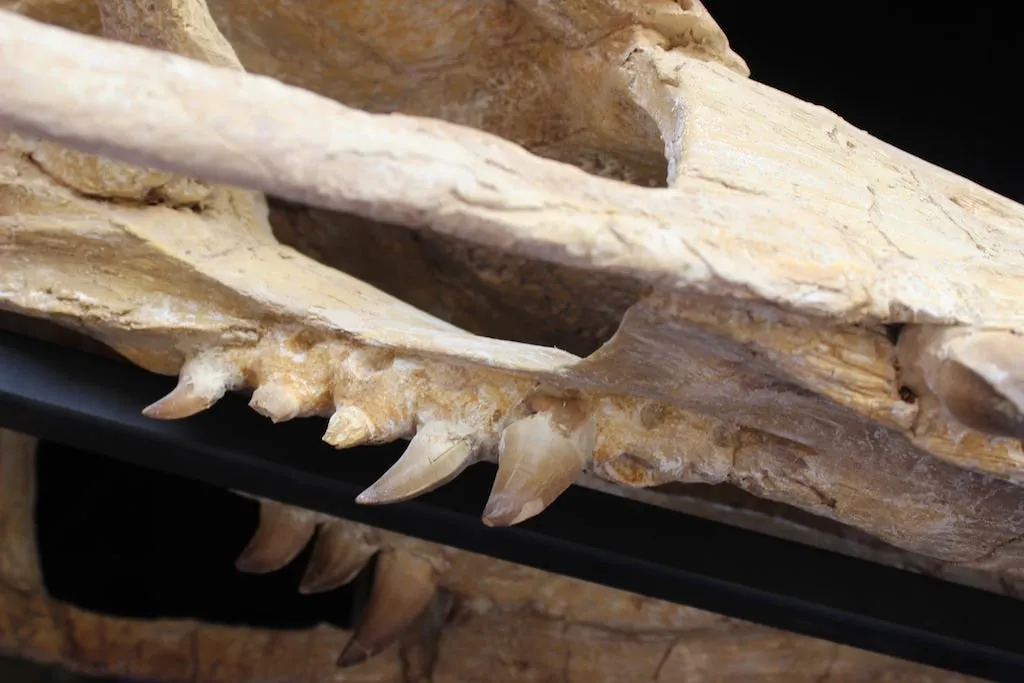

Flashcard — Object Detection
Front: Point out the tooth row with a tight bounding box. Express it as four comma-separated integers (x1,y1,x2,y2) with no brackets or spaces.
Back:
142,329,611,526
235,498,445,668
148,322,1024,531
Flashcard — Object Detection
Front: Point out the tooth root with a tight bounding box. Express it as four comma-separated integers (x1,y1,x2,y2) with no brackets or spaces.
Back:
235,500,317,574
142,352,241,420
323,405,374,449
482,409,594,527
337,549,439,668
249,381,303,423
299,521,378,595
898,326,1024,439
356,422,475,505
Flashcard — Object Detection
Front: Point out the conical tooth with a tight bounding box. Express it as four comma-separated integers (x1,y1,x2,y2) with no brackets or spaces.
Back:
356,422,475,505
298,520,378,594
898,326,1024,439
323,405,374,449
142,352,242,420
235,500,317,574
337,549,439,667
482,406,595,527
249,381,303,423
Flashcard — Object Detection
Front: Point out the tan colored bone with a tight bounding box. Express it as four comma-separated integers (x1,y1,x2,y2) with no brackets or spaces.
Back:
0,434,978,681
3,0,1024,594
898,325,1024,441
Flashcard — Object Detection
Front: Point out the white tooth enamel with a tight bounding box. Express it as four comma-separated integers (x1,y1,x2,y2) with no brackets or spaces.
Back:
482,403,596,527
356,421,476,504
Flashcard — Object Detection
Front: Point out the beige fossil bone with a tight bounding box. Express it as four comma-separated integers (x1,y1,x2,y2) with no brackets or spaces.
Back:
1,0,1024,662
0,428,983,681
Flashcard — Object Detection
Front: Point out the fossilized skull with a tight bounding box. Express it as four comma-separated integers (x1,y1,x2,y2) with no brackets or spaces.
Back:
0,0,1023,679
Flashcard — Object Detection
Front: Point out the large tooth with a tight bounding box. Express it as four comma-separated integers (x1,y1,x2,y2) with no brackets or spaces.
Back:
897,326,1024,439
356,422,475,504
142,351,242,420
482,399,596,527
235,500,317,574
298,520,378,594
337,549,440,667
323,405,374,449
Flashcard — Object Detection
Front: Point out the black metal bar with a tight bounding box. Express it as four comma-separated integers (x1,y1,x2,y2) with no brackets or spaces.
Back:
0,329,1022,681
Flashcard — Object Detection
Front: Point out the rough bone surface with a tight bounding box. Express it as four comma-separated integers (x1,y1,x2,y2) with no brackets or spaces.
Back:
0,429,982,681
0,0,1022,678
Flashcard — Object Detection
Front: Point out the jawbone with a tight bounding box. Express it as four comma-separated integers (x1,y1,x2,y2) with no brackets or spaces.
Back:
2,0,1024,624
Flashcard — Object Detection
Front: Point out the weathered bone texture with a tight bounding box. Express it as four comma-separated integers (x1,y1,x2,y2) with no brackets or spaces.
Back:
1,0,1024,675
0,428,982,681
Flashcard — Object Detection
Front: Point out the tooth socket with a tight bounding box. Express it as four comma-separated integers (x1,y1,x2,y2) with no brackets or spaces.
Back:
337,549,440,668
897,325,1024,439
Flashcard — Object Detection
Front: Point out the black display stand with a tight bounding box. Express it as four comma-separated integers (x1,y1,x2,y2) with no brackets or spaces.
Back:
1,330,1021,682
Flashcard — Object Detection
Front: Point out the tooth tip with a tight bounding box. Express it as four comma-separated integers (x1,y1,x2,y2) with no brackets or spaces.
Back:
234,500,316,574
142,386,211,420
481,494,544,527
354,428,474,505
323,407,373,449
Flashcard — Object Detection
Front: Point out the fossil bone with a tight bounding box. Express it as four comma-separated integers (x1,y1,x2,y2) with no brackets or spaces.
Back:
1,427,982,681
2,0,1024,619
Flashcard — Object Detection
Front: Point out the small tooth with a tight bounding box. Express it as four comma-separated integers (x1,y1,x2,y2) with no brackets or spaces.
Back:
482,407,595,527
142,352,242,420
142,379,215,419
299,521,378,594
249,381,303,423
323,405,374,449
337,549,439,667
235,500,317,574
356,422,475,504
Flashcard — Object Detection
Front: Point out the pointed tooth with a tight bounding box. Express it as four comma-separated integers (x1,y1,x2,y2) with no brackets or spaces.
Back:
337,549,439,667
142,379,216,419
235,500,317,574
323,405,374,449
356,422,475,505
482,409,594,527
249,381,303,423
142,352,242,420
298,521,378,594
